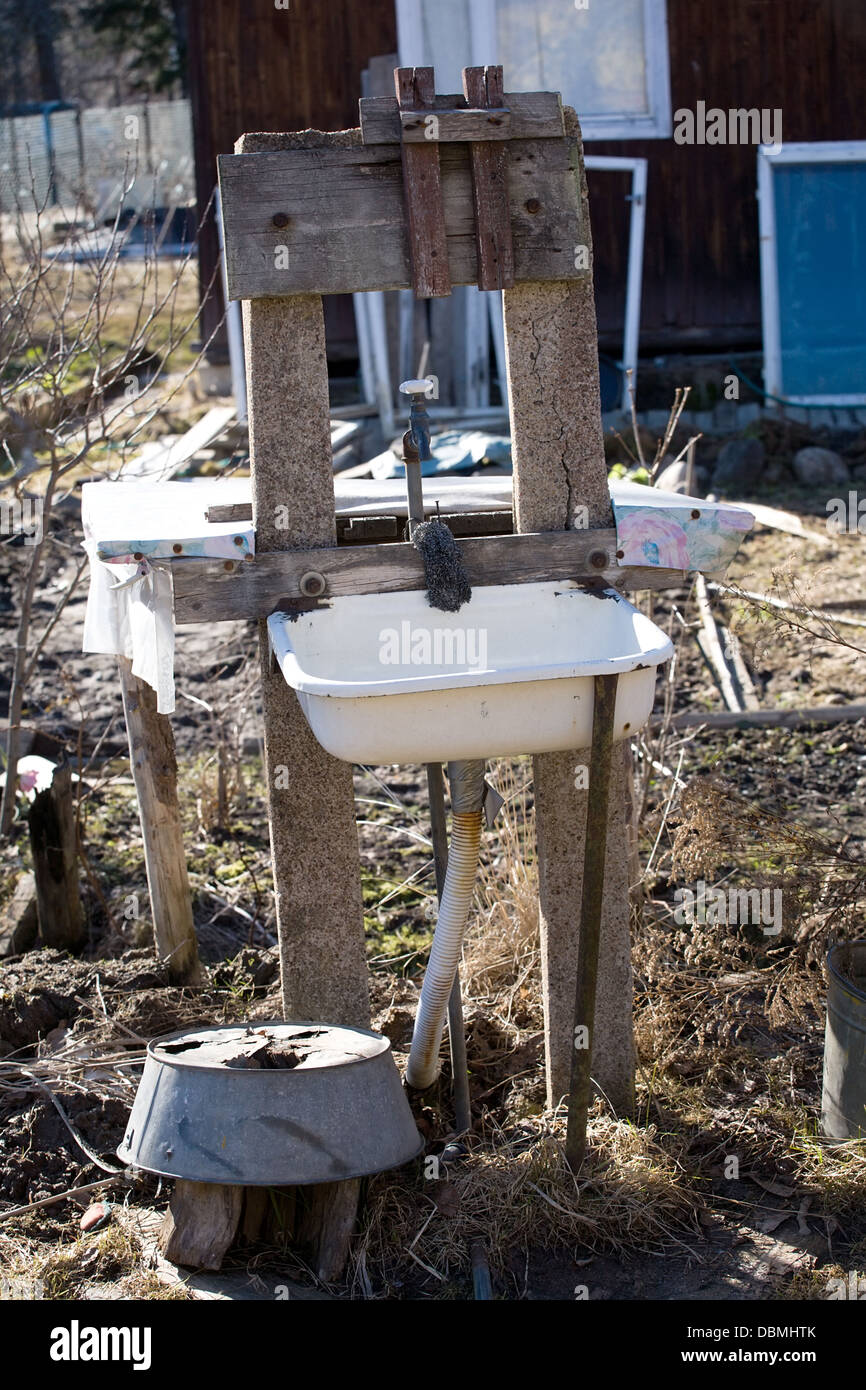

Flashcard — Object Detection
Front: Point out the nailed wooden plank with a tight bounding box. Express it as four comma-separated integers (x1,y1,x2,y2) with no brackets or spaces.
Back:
463,66,515,292
395,67,451,298
360,90,564,144
166,528,685,624
219,131,587,299
400,107,512,142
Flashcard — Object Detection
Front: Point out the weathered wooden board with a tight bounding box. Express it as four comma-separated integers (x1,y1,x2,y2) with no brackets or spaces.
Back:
359,91,564,144
395,67,450,298
219,129,586,299
463,66,515,291
168,529,688,624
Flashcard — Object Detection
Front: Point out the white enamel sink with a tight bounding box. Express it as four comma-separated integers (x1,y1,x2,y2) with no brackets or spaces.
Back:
267,581,673,764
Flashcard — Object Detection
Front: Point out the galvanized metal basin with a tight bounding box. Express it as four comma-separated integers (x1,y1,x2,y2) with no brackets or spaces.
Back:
822,941,866,1140
118,1022,423,1185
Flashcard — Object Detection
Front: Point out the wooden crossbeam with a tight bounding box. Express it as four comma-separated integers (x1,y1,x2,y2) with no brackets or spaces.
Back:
399,107,512,142
359,91,565,144
167,529,687,624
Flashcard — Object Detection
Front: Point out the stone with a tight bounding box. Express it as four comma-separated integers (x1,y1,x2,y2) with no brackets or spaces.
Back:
792,446,849,487
0,873,39,957
712,437,765,493
80,1202,112,1233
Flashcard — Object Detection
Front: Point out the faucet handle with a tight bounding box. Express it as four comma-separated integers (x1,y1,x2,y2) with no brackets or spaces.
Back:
399,378,435,400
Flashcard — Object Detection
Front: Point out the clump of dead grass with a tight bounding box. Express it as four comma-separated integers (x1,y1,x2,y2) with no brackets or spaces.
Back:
0,1218,193,1300
353,1109,697,1295
465,763,539,1004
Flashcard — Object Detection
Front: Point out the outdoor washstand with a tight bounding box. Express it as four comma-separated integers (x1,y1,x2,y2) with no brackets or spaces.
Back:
105,66,755,1277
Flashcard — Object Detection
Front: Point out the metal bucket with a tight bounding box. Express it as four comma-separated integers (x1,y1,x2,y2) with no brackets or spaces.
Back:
118,1021,423,1185
821,941,866,1140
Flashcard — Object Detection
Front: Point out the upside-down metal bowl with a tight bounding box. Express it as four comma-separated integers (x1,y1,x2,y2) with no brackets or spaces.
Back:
118,1021,423,1185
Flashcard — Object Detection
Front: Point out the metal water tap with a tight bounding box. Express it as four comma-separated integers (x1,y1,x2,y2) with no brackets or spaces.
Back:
399,377,435,534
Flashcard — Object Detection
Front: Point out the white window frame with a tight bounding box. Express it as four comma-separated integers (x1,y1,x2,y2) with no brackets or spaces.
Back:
396,0,672,140
585,156,648,411
758,141,866,407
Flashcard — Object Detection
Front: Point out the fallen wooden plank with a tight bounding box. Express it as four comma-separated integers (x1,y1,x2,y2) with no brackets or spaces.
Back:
220,129,587,299
695,573,746,713
745,502,832,547
359,90,564,144
655,703,866,732
708,582,866,629
120,405,237,481
719,625,761,710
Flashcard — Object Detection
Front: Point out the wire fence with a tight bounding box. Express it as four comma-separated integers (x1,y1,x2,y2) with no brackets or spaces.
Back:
0,99,195,216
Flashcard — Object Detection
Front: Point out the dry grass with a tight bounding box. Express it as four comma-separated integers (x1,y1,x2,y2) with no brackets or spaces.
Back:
353,1110,698,1295
0,1217,194,1300
465,760,540,1014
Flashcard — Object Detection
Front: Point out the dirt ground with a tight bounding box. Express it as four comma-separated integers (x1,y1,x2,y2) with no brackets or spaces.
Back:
1,418,866,1301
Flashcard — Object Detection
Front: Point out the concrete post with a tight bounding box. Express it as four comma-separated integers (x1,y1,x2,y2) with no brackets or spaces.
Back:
242,293,370,1030
502,112,636,1114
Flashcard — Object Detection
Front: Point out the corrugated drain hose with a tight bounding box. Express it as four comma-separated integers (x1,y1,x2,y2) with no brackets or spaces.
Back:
406,759,485,1091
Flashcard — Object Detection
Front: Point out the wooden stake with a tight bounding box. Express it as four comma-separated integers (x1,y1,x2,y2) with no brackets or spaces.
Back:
118,656,202,986
565,674,619,1169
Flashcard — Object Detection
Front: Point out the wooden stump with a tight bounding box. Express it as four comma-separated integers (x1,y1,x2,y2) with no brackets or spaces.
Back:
159,1180,244,1271
28,760,84,950
118,656,202,986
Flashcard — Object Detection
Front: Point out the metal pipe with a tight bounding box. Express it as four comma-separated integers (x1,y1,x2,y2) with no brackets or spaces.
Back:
565,673,620,1169
400,378,432,536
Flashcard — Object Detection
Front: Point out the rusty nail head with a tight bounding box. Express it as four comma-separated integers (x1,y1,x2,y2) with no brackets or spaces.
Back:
172,543,183,554
691,508,701,519
616,549,625,560
223,561,234,572
272,212,290,229
525,197,541,214
300,571,327,598
589,549,608,570
133,551,143,560
233,535,244,546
